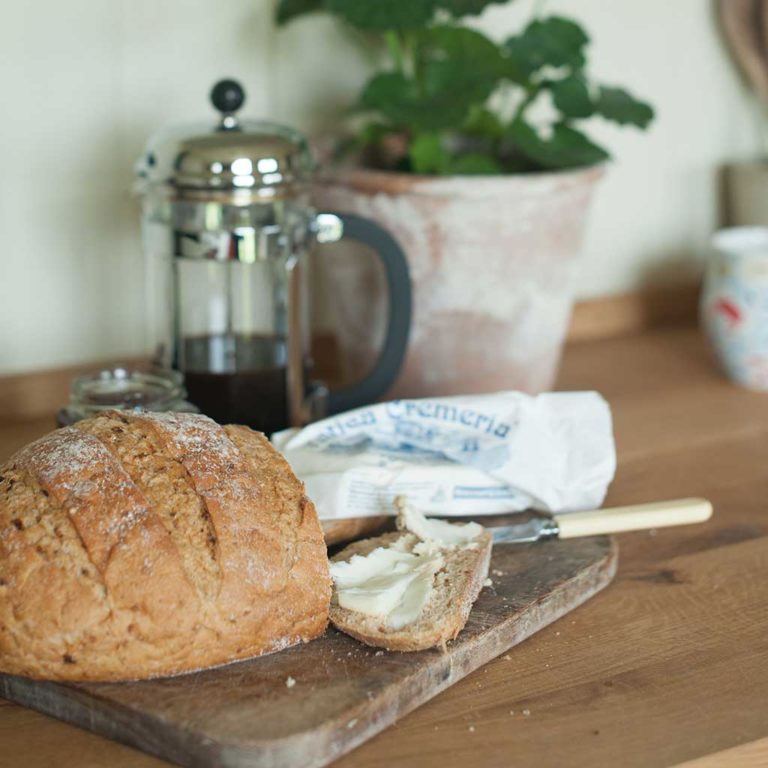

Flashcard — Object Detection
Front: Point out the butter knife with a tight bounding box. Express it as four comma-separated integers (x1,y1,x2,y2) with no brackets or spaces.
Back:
491,498,712,544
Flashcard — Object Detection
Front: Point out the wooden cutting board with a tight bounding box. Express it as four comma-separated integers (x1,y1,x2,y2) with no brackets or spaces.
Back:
0,536,617,768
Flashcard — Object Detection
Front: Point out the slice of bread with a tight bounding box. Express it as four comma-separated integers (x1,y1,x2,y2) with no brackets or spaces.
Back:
329,527,492,652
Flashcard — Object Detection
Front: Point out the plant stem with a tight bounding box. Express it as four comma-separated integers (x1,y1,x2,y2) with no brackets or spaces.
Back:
406,30,423,90
384,30,405,74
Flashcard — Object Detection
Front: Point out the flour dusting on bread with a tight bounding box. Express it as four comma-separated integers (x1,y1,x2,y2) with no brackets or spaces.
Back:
0,411,330,682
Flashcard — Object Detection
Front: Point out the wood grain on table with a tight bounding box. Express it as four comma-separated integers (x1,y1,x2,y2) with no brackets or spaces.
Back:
1,326,767,768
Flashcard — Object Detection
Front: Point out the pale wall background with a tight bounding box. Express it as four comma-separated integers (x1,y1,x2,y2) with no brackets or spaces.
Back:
0,0,761,374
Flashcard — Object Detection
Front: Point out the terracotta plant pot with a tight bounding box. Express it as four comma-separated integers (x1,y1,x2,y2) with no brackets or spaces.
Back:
313,166,604,397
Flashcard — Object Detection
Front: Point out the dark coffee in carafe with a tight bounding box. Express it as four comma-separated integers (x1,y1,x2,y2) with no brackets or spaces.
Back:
181,334,290,434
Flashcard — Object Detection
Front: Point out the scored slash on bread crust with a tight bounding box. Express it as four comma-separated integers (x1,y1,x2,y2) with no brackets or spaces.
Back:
329,529,493,652
0,411,331,682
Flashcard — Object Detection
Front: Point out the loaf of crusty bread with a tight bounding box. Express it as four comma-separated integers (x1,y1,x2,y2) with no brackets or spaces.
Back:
0,411,330,681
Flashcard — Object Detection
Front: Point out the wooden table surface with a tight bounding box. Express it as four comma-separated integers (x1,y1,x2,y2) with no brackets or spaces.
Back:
1,325,767,768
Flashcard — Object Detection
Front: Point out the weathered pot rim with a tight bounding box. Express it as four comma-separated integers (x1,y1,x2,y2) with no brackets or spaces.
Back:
316,162,606,198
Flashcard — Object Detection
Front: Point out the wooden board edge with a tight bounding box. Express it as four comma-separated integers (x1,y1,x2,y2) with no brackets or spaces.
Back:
322,516,390,548
0,538,618,768
0,673,222,767
673,735,768,767
284,537,619,768
219,537,619,768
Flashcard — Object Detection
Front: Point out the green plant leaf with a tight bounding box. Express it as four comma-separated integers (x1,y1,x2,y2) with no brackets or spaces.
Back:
326,0,437,29
423,25,505,74
462,105,504,138
508,119,609,169
422,58,498,123
275,0,325,25
409,133,448,173
595,86,654,128
446,152,502,174
420,26,505,118
435,0,509,18
549,74,593,119
359,73,448,129
359,72,420,120
360,57,496,131
505,16,589,79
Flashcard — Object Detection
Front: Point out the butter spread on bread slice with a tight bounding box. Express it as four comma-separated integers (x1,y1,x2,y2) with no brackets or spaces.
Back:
329,498,492,651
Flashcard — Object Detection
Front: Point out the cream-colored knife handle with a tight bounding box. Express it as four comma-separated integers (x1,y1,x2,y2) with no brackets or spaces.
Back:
554,498,712,539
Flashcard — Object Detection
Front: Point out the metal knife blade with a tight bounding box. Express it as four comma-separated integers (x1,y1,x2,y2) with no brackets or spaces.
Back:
490,512,560,544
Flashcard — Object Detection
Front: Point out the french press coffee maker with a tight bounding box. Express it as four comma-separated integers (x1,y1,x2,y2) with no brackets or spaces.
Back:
137,80,411,434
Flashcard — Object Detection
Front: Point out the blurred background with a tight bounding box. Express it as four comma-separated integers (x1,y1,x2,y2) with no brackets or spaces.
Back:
0,0,759,375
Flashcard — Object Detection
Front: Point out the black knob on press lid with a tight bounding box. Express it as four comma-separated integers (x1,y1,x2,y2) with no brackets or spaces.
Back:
210,79,245,116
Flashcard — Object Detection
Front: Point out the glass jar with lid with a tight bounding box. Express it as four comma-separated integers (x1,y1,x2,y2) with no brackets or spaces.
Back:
57,368,197,426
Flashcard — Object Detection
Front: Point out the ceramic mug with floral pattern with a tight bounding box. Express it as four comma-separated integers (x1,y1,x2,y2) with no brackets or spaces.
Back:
701,227,768,389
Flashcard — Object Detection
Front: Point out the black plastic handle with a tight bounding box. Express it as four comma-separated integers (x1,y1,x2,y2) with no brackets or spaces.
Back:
323,212,412,414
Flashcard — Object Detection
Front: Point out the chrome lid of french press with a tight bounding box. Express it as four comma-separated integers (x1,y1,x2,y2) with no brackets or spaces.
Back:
136,79,315,198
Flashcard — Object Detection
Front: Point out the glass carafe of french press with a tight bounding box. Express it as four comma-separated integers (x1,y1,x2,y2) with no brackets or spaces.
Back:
137,80,411,434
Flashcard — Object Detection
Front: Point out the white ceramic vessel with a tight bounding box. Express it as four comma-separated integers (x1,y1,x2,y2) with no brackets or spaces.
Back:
701,227,768,390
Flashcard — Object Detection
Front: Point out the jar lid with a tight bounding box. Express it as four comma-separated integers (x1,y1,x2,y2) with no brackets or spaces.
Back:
56,367,199,426
136,79,315,196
